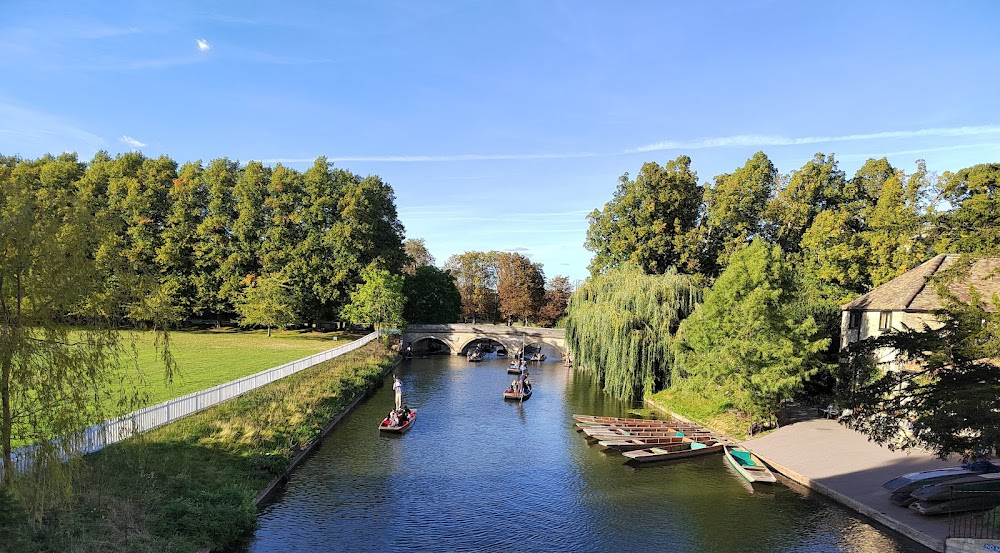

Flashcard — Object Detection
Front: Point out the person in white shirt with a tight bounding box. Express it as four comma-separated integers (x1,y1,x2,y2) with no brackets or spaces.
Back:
392,374,403,410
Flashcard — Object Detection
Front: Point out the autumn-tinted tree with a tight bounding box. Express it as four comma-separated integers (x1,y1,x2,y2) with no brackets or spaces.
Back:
403,238,436,275
496,252,545,325
585,156,702,276
402,265,462,324
444,251,500,323
536,276,572,327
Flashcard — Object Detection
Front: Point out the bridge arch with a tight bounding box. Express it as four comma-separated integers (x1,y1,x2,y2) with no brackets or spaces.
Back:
454,336,516,356
401,324,566,358
407,336,455,355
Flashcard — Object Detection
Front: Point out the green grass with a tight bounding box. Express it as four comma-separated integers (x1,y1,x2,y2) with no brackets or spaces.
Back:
0,338,396,553
130,328,361,406
648,387,751,441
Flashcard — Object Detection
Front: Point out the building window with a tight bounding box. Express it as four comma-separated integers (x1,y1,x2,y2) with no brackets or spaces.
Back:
848,311,861,330
878,311,893,330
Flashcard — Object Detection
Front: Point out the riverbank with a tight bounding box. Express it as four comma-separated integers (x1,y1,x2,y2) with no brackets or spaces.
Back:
646,396,955,552
0,339,397,553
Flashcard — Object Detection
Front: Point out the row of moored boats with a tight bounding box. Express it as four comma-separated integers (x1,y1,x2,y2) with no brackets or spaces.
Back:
882,459,1000,515
574,414,777,484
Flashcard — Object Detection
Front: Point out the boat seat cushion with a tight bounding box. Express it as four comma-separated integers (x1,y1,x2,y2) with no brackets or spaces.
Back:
690,442,707,450
732,450,755,466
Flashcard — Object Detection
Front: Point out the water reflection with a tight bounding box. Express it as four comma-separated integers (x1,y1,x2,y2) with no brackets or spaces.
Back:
245,356,931,553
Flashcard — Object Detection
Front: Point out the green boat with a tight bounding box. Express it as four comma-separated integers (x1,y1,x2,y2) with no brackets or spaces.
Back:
724,444,777,483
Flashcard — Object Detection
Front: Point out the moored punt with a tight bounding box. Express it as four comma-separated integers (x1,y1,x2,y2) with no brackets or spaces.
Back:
909,472,1000,502
909,495,1000,515
581,426,714,439
622,441,723,463
575,421,706,431
723,444,777,483
503,388,532,401
598,435,716,451
379,411,416,434
574,414,690,425
882,465,993,495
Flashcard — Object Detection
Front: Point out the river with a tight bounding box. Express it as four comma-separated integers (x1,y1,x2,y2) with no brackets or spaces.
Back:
244,355,931,553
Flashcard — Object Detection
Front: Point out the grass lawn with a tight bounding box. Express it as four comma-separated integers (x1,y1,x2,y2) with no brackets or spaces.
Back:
648,387,750,441
129,328,363,406
1,339,396,553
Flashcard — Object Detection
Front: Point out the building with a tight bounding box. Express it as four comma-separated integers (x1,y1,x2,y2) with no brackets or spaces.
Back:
840,254,1000,369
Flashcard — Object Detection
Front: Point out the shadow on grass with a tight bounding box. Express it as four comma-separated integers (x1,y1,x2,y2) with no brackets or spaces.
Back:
1,440,278,553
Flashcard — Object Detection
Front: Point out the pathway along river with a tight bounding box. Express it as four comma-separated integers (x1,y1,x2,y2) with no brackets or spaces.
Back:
245,355,931,553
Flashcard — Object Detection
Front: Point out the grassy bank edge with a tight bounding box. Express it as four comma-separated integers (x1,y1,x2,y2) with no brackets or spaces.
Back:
1,339,399,553
645,388,752,441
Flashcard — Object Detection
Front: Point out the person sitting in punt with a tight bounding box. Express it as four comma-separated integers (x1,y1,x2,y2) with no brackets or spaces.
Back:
401,405,411,421
388,410,400,426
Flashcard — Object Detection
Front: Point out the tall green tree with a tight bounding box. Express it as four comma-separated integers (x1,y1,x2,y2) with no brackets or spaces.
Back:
700,151,777,274
342,265,405,334
444,251,500,323
294,157,343,322
585,156,702,276
402,265,462,324
674,240,829,430
934,163,1000,255
194,158,238,321
156,161,207,315
221,161,270,307
766,153,846,253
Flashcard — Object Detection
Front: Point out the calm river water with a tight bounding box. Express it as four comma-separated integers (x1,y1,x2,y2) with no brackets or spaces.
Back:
245,355,931,553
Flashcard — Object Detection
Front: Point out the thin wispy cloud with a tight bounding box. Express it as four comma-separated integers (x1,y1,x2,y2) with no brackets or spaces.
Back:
629,125,1000,153
119,135,146,148
839,143,1000,160
0,100,104,154
196,38,211,52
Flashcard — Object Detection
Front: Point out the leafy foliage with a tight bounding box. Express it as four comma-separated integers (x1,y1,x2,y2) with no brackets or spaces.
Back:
234,274,296,337
672,241,830,430
536,276,572,327
402,265,462,324
496,252,545,325
403,238,436,275
566,265,702,400
342,265,405,333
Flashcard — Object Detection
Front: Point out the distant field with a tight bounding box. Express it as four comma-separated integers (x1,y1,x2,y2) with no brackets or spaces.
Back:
129,328,363,406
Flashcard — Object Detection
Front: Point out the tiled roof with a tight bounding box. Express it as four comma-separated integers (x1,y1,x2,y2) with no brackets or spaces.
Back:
842,254,1000,312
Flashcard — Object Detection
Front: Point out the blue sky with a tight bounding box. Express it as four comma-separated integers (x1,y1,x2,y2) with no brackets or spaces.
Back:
3,1,999,283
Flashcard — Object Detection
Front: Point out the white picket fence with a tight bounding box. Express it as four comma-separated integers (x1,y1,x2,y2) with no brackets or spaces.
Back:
2,330,381,482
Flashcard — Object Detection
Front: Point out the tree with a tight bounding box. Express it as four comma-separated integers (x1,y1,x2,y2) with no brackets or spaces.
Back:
673,240,829,430
403,238,435,275
294,157,344,322
700,151,777,274
402,266,462,324
766,153,846,253
0,155,174,512
497,252,545,325
444,251,500,323
221,161,270,310
536,276,572,327
156,161,207,316
585,156,702,276
840,283,1000,460
234,274,296,337
933,163,1000,255
342,265,405,334
565,264,702,400
194,158,238,322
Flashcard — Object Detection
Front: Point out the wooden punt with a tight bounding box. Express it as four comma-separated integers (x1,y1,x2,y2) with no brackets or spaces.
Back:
622,440,723,463
581,426,714,439
599,435,716,451
575,421,706,431
723,444,776,483
909,472,1000,502
503,389,532,401
574,414,690,425
507,366,523,374
379,411,416,434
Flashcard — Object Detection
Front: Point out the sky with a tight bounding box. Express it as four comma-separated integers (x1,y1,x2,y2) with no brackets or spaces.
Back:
2,0,999,284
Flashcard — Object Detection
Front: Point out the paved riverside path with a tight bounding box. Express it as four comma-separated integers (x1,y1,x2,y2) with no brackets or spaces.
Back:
742,416,959,552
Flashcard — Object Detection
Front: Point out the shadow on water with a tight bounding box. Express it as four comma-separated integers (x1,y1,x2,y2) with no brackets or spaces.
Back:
244,356,933,553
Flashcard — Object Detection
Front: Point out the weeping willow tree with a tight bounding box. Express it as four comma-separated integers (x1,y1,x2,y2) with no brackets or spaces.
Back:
565,265,702,401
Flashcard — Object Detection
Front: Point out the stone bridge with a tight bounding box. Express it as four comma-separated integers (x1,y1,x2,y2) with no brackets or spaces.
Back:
401,324,567,357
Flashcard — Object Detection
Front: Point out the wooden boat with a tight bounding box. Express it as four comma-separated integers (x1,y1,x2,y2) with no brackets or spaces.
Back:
622,440,723,463
581,426,713,439
723,444,777,483
909,472,1000,502
496,348,508,358
379,410,416,434
503,388,532,401
889,491,918,507
598,435,716,451
909,495,1000,515
882,465,993,495
574,414,694,426
507,364,523,374
467,351,483,362
576,421,706,431
529,353,546,362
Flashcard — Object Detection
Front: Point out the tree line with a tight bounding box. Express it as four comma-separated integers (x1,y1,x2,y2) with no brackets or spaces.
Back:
572,152,1000,446
442,250,571,327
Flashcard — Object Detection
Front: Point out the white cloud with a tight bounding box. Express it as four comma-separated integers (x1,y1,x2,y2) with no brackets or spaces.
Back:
629,125,1000,153
196,38,211,52
119,135,146,148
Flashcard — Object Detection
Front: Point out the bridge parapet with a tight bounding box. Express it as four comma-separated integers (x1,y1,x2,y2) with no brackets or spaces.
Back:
402,324,566,356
